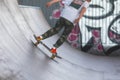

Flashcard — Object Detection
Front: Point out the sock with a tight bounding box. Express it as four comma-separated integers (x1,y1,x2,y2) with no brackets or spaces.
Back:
39,36,43,40
53,47,56,49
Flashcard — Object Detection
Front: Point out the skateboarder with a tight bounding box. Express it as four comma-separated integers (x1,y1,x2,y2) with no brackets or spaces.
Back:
35,0,91,58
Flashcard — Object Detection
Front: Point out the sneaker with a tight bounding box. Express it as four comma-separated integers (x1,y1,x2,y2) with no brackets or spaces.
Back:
34,36,42,46
36,36,42,42
50,47,57,54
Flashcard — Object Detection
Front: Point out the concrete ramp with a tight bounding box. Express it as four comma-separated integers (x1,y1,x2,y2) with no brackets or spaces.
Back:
0,0,120,80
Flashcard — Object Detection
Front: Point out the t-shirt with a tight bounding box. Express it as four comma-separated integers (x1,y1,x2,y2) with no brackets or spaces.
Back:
60,0,90,23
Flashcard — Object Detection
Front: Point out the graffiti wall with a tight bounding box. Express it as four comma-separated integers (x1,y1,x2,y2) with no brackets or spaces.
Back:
51,0,120,56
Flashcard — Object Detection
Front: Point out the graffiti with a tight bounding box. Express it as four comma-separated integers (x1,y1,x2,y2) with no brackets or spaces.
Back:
67,23,81,48
51,0,120,55
84,0,116,19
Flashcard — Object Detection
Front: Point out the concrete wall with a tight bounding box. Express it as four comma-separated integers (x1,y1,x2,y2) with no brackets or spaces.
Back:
18,0,59,27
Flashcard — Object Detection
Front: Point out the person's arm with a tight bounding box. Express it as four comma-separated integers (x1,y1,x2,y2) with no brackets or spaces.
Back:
46,0,61,7
74,7,86,24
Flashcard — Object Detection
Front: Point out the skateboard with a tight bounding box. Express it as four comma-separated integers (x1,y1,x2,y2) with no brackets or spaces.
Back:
31,34,62,60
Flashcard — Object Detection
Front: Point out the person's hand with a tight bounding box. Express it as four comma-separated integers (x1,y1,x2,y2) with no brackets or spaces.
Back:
74,18,80,24
46,2,52,8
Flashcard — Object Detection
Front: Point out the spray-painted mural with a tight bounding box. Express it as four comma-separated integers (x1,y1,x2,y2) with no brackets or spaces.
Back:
50,0,120,56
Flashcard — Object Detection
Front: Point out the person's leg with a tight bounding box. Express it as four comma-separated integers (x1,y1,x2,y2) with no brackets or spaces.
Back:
51,18,74,59
35,18,64,46
41,25,62,40
53,18,74,48
42,18,65,40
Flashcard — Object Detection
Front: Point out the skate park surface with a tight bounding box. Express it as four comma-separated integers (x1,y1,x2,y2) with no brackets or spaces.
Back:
0,0,120,80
